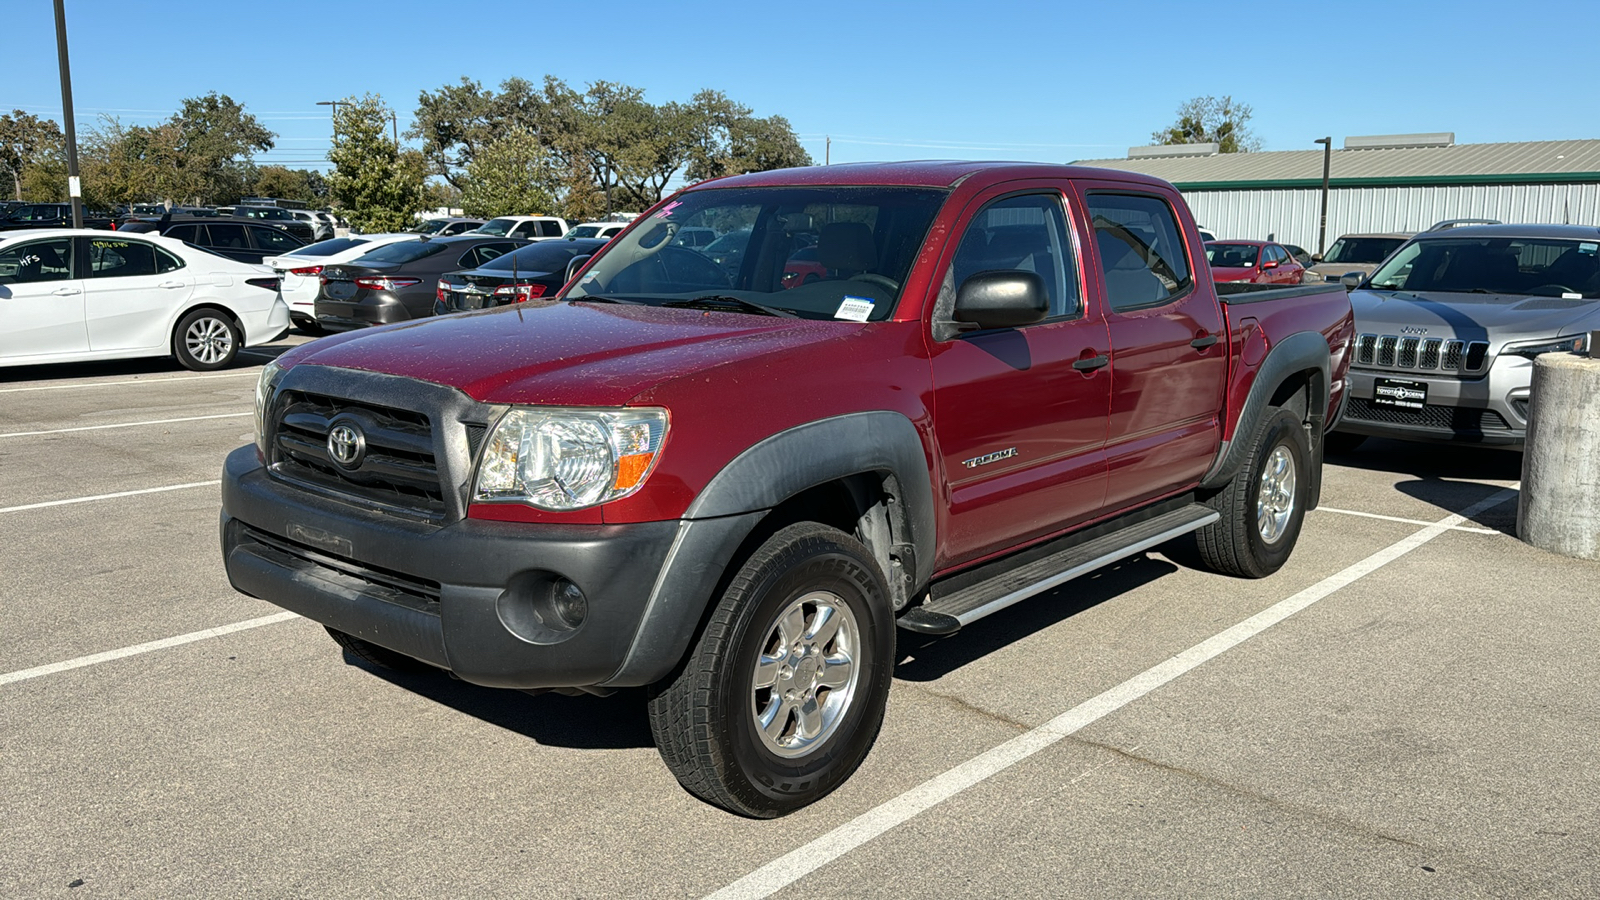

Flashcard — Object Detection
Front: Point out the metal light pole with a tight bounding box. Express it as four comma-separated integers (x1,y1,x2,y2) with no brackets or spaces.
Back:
1314,136,1332,256
53,0,83,228
390,111,398,147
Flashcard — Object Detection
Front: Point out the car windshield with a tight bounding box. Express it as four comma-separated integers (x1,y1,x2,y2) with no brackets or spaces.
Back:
1206,243,1261,267
480,241,587,273
412,219,449,234
1366,237,1600,297
353,240,448,265
287,237,369,257
568,225,601,238
474,218,518,236
564,185,948,321
1324,237,1406,264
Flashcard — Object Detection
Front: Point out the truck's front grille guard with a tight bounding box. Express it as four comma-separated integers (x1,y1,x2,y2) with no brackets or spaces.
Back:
1355,333,1489,375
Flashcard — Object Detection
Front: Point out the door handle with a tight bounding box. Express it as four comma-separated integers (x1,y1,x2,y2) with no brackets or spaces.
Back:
1190,334,1219,350
52,287,82,296
159,280,186,289
1072,354,1110,371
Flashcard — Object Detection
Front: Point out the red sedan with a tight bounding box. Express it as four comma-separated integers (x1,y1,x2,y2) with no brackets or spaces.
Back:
1205,240,1305,284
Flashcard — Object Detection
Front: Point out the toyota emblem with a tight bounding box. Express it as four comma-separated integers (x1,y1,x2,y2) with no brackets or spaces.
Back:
326,422,366,470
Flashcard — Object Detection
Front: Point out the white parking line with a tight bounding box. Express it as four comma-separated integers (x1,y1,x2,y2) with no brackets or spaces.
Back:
1314,505,1502,535
0,480,220,514
703,486,1520,900
0,372,257,394
0,613,300,687
0,412,250,438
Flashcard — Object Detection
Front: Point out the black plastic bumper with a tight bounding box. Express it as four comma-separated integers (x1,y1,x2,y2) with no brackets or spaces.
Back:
220,445,686,689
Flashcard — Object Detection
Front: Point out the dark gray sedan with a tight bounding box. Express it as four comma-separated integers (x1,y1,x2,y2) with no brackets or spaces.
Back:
1333,224,1599,449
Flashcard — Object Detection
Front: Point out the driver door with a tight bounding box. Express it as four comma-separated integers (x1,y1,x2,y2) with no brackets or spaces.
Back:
0,236,87,359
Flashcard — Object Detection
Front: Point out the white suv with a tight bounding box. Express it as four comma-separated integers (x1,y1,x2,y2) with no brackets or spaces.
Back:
470,216,568,241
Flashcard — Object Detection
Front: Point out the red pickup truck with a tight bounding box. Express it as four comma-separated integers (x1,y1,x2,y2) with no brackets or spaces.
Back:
221,161,1353,817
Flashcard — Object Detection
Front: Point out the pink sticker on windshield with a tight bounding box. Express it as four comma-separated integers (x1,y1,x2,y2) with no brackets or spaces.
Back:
654,201,683,219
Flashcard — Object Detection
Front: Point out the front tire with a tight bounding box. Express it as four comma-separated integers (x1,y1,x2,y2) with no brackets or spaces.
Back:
647,522,895,817
1195,406,1311,578
173,309,241,370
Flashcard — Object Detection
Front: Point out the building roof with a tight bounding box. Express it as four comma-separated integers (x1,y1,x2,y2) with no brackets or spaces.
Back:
1074,140,1600,191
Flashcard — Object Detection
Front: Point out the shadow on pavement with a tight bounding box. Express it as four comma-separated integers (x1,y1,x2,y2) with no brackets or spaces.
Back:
0,334,315,383
346,653,656,750
894,554,1180,682
1326,437,1522,481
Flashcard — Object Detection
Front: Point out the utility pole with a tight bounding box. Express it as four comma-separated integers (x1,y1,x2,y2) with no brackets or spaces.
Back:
1314,136,1332,256
53,0,82,229
390,111,398,147
825,135,830,166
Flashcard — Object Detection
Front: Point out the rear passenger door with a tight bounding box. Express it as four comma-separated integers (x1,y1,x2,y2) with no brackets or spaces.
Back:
83,236,192,351
928,185,1111,567
1079,186,1227,511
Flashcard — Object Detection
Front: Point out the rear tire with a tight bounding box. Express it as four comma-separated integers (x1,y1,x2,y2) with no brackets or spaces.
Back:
647,522,895,817
172,308,240,370
1195,406,1310,578
325,627,438,674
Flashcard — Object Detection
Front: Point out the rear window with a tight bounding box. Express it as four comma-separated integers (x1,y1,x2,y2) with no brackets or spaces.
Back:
1206,243,1261,267
355,240,451,264
481,241,586,273
288,237,369,257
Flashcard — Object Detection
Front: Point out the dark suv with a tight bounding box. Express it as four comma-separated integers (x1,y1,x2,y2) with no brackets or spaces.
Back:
0,203,115,231
316,234,524,330
234,206,315,242
122,217,307,263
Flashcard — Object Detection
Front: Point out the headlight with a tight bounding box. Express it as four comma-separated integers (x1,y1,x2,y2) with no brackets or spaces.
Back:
254,359,285,459
1503,334,1589,360
474,407,668,511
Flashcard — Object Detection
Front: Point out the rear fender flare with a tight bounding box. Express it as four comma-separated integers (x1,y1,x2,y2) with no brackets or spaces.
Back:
1201,330,1330,491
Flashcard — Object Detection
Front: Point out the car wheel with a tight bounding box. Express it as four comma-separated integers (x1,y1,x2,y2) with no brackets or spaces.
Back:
172,309,241,371
325,627,438,673
647,522,895,817
1195,406,1310,578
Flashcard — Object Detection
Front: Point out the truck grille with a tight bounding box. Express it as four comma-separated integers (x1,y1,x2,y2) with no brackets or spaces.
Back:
271,390,446,519
1345,397,1511,432
1354,333,1489,375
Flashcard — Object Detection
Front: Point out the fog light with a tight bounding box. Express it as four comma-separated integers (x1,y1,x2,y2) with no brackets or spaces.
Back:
550,578,587,629
497,571,588,644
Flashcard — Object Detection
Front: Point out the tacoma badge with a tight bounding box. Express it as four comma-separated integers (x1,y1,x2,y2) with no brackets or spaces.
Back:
962,448,1018,469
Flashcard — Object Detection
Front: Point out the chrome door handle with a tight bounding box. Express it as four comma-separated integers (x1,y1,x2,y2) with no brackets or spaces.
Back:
52,287,82,296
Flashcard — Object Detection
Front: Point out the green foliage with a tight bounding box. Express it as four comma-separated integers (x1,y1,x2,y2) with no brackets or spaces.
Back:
459,129,556,218
327,94,424,232
683,91,811,183
250,166,327,204
77,93,275,206
1151,95,1262,153
0,109,65,201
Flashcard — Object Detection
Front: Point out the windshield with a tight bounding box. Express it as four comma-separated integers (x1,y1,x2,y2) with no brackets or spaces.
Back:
1206,243,1261,267
481,241,587,273
287,237,370,257
412,219,449,234
353,240,448,265
564,186,948,321
569,225,602,239
1366,236,1600,297
475,218,518,236
1324,236,1405,265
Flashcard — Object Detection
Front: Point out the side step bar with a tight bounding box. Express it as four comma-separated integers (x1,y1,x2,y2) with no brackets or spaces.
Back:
897,504,1219,636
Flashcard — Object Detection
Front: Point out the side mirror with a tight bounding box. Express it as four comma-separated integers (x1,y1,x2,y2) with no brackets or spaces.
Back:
954,270,1048,331
1262,259,1279,270
1311,253,1323,263
565,254,593,284
1340,272,1365,291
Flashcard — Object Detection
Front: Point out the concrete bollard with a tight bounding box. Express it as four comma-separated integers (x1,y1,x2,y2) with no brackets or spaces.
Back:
1519,351,1600,560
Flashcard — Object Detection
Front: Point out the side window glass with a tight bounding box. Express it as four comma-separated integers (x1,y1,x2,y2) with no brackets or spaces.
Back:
156,248,185,273
89,239,158,278
252,227,300,252
166,224,201,243
0,237,75,284
208,223,248,249
951,193,1079,318
540,221,562,237
1088,194,1193,312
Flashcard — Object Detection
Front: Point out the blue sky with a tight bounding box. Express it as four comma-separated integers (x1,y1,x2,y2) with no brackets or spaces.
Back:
6,0,1595,177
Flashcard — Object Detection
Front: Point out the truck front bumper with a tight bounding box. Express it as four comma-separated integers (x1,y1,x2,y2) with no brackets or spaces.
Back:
220,445,683,689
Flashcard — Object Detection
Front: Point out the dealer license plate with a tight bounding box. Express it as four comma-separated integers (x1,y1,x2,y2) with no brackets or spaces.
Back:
1373,377,1427,411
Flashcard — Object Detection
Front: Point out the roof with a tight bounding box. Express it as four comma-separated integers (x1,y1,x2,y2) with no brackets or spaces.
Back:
1074,139,1600,191
707,160,1170,191
1407,223,1600,241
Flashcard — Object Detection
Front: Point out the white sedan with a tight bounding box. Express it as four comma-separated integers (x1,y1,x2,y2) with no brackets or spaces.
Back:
0,229,290,371
264,233,417,333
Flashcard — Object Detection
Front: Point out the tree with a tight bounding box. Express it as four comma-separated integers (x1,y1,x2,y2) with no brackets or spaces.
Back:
1150,96,1262,153
459,129,557,218
408,77,542,189
165,93,275,202
327,94,424,232
0,110,65,201
250,166,327,204
683,91,811,184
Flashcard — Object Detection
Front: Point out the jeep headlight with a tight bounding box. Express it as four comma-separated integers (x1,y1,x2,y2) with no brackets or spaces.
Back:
474,407,668,510
254,359,284,459
1503,334,1589,360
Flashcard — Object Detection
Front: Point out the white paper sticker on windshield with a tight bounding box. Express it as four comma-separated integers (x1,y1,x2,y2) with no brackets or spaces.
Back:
1581,242,1598,255
835,297,875,322
1563,292,1584,299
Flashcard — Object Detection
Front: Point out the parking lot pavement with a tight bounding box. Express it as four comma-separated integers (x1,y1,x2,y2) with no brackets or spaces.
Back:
1,359,1594,898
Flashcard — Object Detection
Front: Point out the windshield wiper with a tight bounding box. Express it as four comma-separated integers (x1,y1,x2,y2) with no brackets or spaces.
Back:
662,295,798,318
570,294,646,305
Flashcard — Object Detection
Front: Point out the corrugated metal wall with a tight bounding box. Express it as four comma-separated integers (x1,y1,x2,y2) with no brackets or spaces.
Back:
1184,183,1600,250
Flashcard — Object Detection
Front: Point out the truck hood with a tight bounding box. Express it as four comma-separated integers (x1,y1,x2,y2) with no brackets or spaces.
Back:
1350,289,1600,342
283,300,860,406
